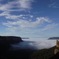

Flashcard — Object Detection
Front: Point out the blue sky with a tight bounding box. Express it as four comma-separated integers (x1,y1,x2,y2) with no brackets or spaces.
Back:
0,0,59,38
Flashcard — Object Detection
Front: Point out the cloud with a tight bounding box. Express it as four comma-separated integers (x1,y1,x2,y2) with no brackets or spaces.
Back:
42,23,58,31
2,17,52,37
1,16,58,37
0,0,34,20
11,39,56,50
0,3,12,11
0,0,34,11
2,17,51,28
18,0,34,9
0,11,27,20
0,11,9,16
36,17,51,23
1,17,52,37
49,2,59,8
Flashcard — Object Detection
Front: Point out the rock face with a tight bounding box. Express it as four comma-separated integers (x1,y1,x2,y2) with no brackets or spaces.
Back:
0,36,35,59
54,40,59,54
49,37,59,40
0,36,22,52
0,36,23,44
50,52,59,59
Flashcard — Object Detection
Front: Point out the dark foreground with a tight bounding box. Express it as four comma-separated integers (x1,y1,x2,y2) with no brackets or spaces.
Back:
0,36,59,59
0,36,36,59
0,49,35,59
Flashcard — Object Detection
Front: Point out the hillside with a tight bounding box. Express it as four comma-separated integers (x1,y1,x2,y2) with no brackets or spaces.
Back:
31,46,56,59
0,36,23,44
49,37,59,40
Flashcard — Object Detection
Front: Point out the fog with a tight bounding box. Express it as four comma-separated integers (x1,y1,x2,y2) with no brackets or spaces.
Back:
11,38,56,50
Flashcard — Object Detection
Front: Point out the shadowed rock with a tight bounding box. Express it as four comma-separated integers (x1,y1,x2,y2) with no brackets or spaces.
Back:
0,36,23,44
49,37,59,40
0,36,35,59
50,52,59,59
0,36,22,53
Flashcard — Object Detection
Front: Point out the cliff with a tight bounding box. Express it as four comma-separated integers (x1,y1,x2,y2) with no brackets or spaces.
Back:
0,36,23,53
50,52,59,59
0,36,23,44
0,36,35,59
49,37,59,40
31,46,56,59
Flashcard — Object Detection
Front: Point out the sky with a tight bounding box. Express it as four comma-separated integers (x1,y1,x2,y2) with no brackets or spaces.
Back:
0,0,59,38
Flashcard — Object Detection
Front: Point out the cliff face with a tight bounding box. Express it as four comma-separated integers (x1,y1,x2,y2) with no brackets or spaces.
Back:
0,36,23,44
50,52,59,59
0,36,23,53
54,40,59,54
31,46,55,59
0,36,35,59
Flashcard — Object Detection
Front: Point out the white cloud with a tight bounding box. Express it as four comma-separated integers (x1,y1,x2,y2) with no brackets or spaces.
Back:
42,23,58,31
3,17,51,28
0,11,9,16
1,16,58,38
0,0,34,11
36,17,51,23
18,0,34,9
1,17,52,37
0,0,34,20
11,39,56,50
49,2,59,8
0,11,25,20
49,2,55,7
0,3,11,11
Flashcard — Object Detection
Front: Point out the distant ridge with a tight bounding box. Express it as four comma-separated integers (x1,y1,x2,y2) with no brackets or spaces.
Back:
22,37,29,39
0,36,23,44
49,37,59,40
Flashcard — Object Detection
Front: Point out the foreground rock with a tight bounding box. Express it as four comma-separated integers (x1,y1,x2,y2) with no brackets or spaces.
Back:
50,52,59,59
31,46,55,59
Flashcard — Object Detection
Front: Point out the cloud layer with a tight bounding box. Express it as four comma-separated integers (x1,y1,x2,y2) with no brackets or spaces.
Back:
2,17,51,28
11,39,56,50
0,0,34,11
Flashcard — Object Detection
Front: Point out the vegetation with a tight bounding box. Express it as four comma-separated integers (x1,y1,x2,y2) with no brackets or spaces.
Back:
31,46,56,59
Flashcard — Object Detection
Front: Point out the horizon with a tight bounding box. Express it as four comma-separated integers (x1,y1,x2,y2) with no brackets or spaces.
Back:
0,0,59,39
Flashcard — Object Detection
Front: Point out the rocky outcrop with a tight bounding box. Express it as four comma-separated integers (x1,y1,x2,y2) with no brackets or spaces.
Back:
0,36,23,44
49,37,59,40
0,36,23,53
50,52,59,59
0,36,35,59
